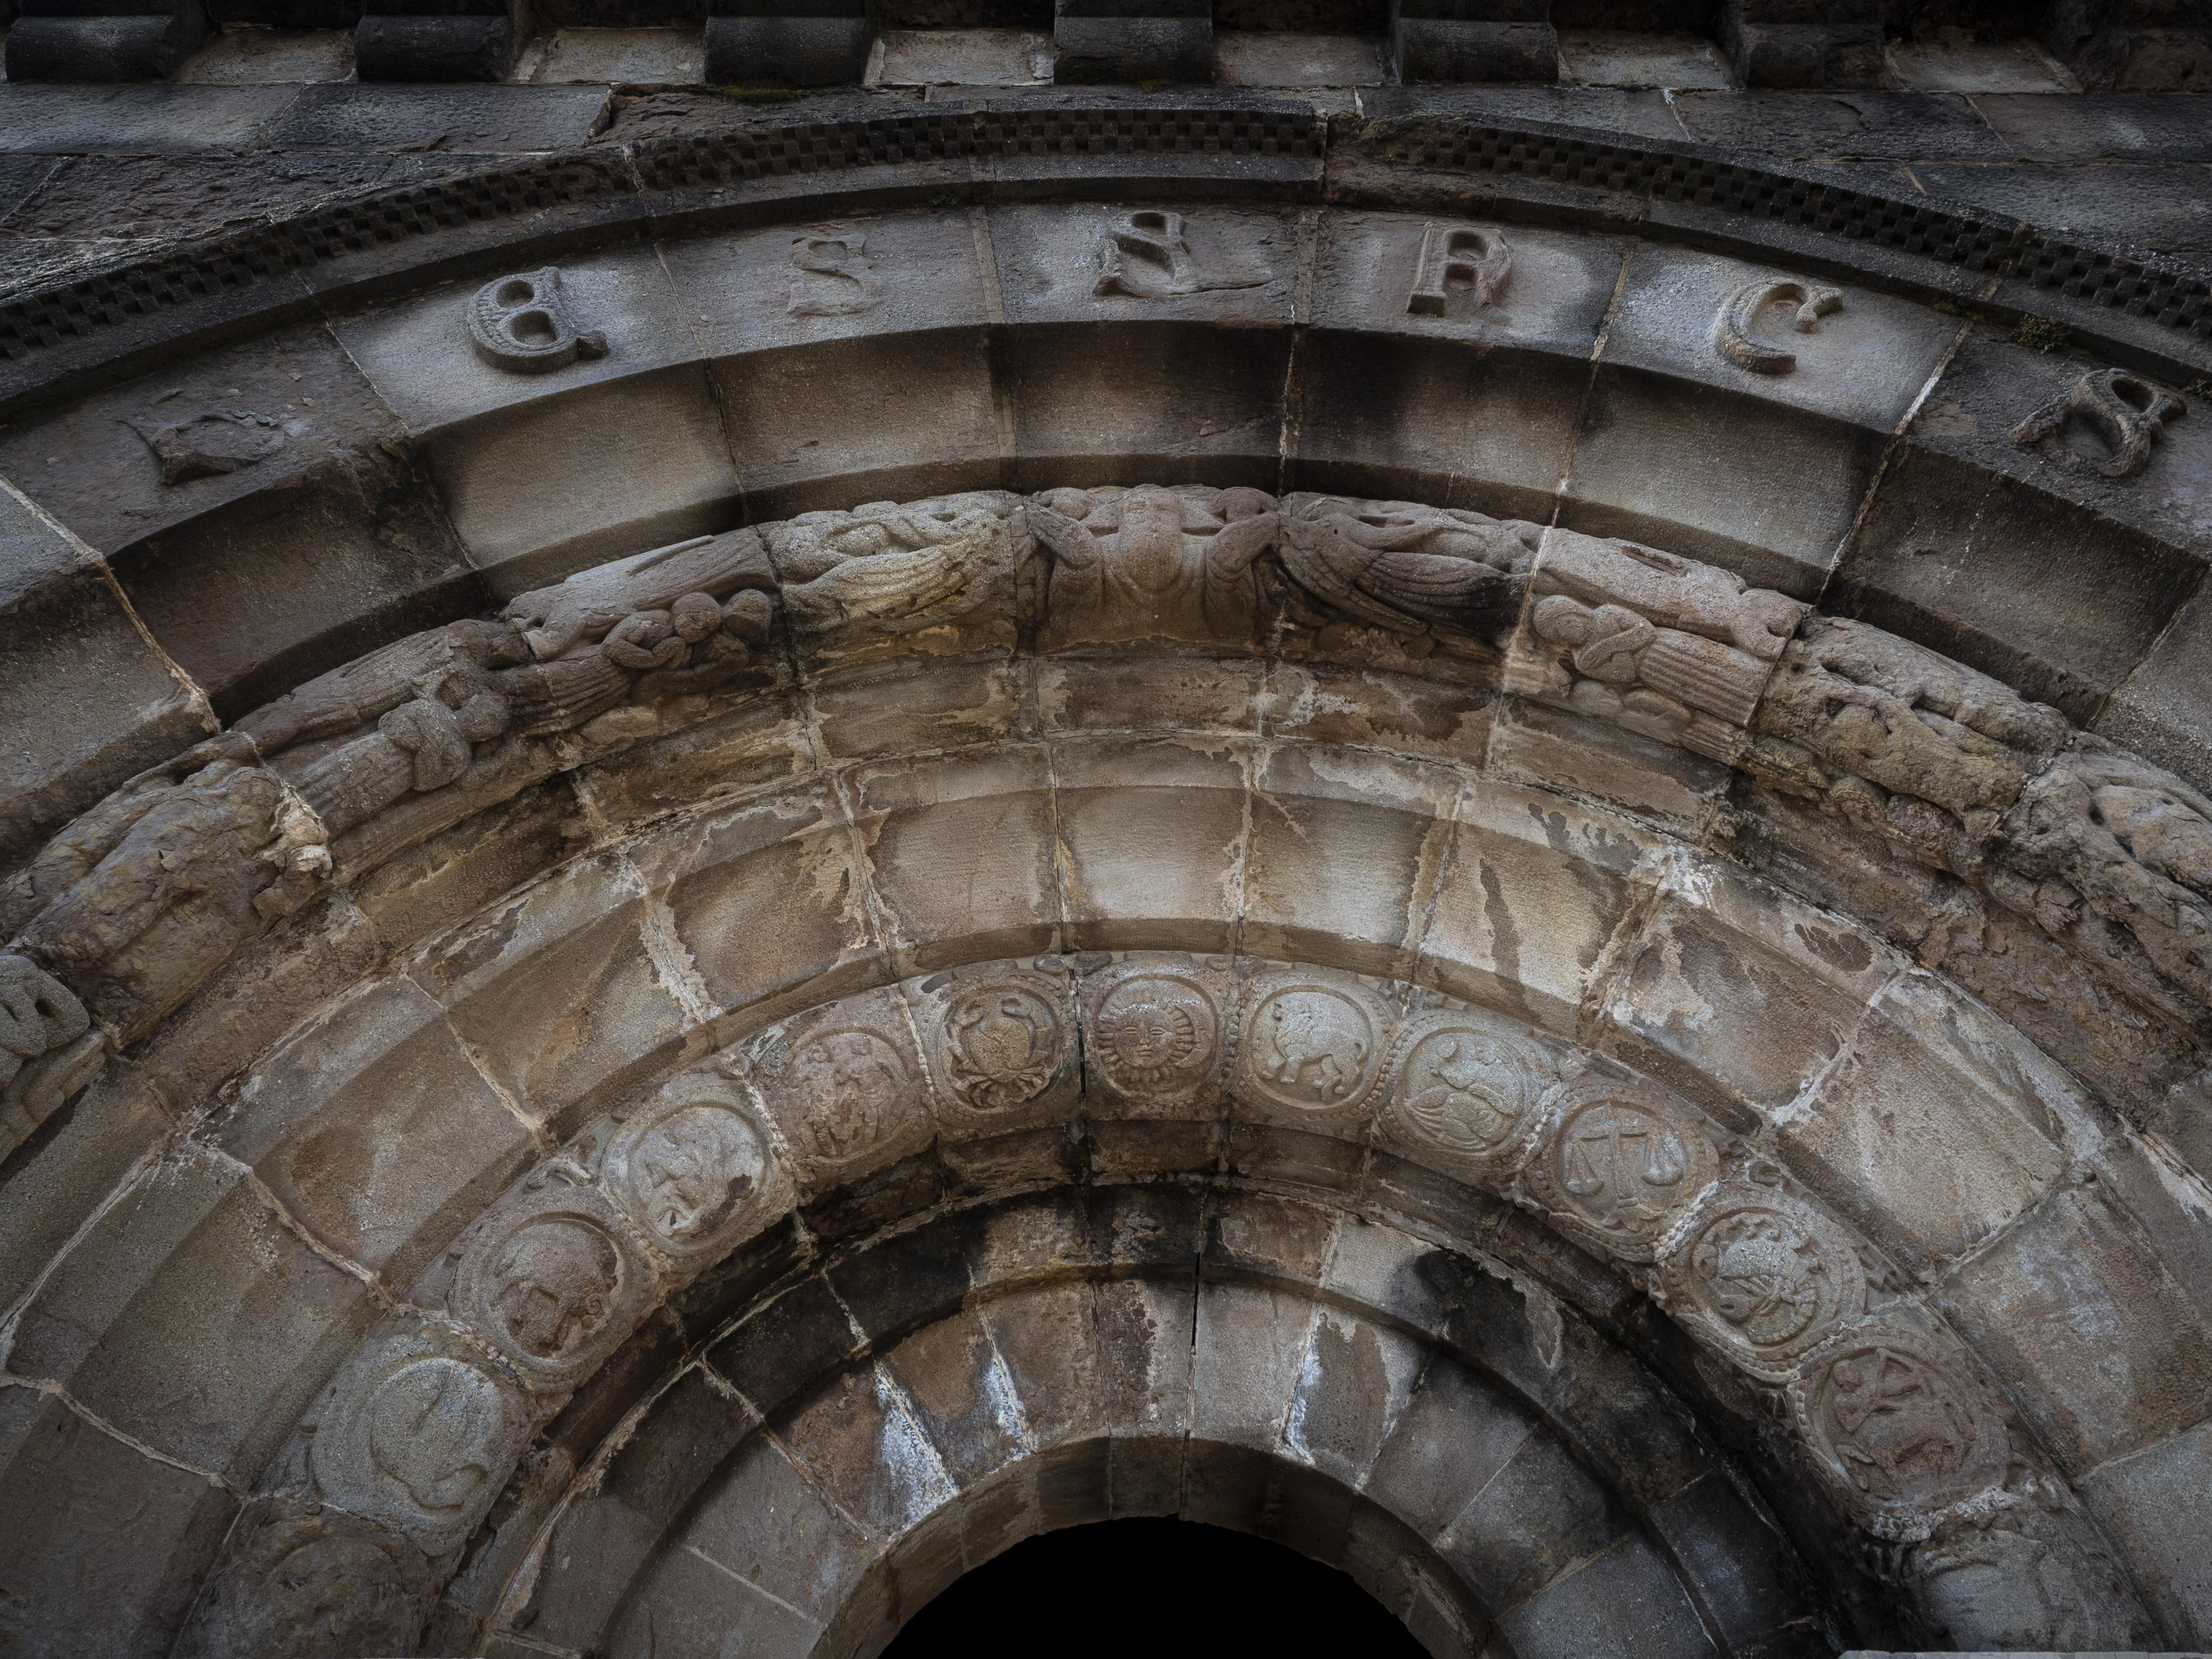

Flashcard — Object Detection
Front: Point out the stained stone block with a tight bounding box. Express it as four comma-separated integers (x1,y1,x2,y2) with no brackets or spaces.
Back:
603,1541,823,1659
2076,1417,2212,1649
1935,1175,2212,1474
1052,9,1211,84
980,1280,1105,1451
636,783,882,1031
706,1273,866,1411
217,974,538,1283
352,776,591,955
847,748,1060,970
812,656,1021,761
1093,1274,1198,1438
1492,1531,1718,1659
778,1362,959,1538
426,366,743,599
0,1388,239,1659
1781,973,2103,1277
262,81,611,151
1416,778,1660,1035
406,850,693,1136
1239,744,1459,977
1362,1356,1536,1541
0,82,296,152
1436,1429,1630,1611
1281,1307,1427,1488
5,1146,373,1482
0,1068,169,1321
1647,1472,1811,1649
1264,664,1493,762
881,1310,1029,1486
1031,653,1264,737
1485,694,1733,833
2097,578,2212,796
1050,735,1251,953
1598,871,1897,1128
684,1430,874,1626
1190,1281,1318,1451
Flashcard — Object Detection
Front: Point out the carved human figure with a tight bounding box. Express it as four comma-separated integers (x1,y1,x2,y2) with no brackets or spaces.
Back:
942,983,1061,1110
1792,1329,2011,1529
771,498,1014,641
792,1028,910,1160
171,1496,433,1659
293,663,516,837
1382,1021,1552,1169
1278,496,1539,647
619,1098,768,1246
1030,484,1278,646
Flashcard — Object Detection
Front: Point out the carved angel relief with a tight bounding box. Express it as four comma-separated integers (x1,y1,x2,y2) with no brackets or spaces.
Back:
1031,485,1278,647
2009,367,2185,479
1507,530,1806,761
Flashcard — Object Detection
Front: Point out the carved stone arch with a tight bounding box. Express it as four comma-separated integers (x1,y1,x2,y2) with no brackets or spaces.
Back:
2,101,2211,1659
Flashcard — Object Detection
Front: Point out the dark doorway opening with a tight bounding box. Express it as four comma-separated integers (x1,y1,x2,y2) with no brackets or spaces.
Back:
881,1517,1432,1658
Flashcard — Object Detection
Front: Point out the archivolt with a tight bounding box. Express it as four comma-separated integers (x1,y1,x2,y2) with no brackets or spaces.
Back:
2,481,2210,1657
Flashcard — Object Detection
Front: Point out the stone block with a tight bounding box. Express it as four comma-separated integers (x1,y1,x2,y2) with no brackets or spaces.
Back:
0,1067,168,1323
603,1540,823,1659
705,1272,865,1412
1189,1280,1317,1451
406,851,693,1137
777,1362,959,1537
813,656,1021,761
876,26,1051,87
1093,1273,1197,1438
1239,744,1459,977
0,1387,239,1659
1597,869,1897,1128
1264,665,1492,763
1973,91,2212,162
1935,1174,2212,1474
5,1145,374,1483
1051,13,1211,84
1836,331,2211,720
827,1208,977,1345
352,14,513,81
684,1428,873,1624
1282,1306,1427,1488
219,974,538,1283
573,692,810,830
637,783,882,1032
1050,735,1251,954
425,365,743,599
0,83,294,153
1557,31,1729,89
1663,90,2004,161
0,489,207,871
1485,694,1733,834
988,204,1299,333
1436,1427,1631,1611
262,80,612,151
334,242,698,439
704,9,872,87
351,776,591,957
2075,1417,2212,1649
847,748,1059,971
1030,653,1264,737
1393,16,1558,84
1214,30,1381,87
1647,1472,1810,1649
1491,1531,1718,1658
1363,1353,1536,1541
2097,564,2212,798
1781,972,2101,1277
880,1309,1029,1485
979,1279,1104,1450
1415,778,1659,1036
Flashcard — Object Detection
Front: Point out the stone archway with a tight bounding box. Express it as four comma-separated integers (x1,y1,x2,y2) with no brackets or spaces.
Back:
3,102,2211,1659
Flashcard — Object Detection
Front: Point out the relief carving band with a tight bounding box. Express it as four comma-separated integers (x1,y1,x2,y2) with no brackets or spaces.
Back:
0,951,105,1159
1714,278,1844,374
1407,223,1511,316
1656,1180,1867,1380
1088,969,1221,1101
1507,530,1806,762
787,230,882,317
1523,1079,1718,1260
309,1336,530,1555
1240,977,1387,1115
1791,1326,2014,1538
466,267,608,373
1278,496,1540,649
1031,484,1278,646
450,1185,650,1389
770,496,1016,645
1094,209,1268,299
938,977,1065,1112
2009,366,2185,478
603,1076,778,1259
1379,1014,1554,1177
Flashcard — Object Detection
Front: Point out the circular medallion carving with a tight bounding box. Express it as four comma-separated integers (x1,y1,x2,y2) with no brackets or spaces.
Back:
788,1026,914,1162
451,1188,651,1389
1656,1182,1867,1379
1241,981,1384,1114
1379,1016,1553,1176
1790,1326,2013,1538
604,1083,776,1259
310,1335,529,1555
1091,972,1221,1099
1522,1079,1717,1261
940,981,1063,1111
